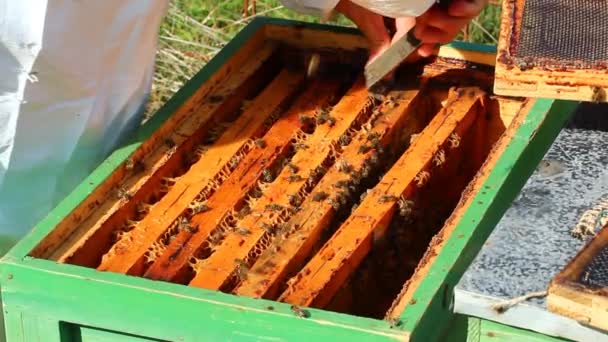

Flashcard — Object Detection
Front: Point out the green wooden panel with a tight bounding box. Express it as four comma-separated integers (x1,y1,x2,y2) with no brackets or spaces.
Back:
0,259,404,341
479,320,569,342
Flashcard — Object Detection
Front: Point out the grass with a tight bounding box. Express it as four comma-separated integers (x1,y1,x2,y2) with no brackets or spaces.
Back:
145,0,502,118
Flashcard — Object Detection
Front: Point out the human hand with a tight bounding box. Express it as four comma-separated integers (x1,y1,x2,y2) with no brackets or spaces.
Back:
334,0,488,62
414,0,489,57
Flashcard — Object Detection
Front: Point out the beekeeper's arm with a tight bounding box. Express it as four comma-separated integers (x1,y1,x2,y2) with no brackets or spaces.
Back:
280,0,488,61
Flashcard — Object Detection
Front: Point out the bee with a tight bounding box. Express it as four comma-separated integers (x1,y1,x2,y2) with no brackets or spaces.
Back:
286,163,299,174
288,194,301,206
208,230,224,245
334,179,350,188
326,116,336,127
415,170,430,187
236,227,252,235
262,169,274,183
164,138,176,148
260,223,276,234
358,145,372,154
116,186,133,201
387,317,402,329
368,152,380,166
338,135,351,146
366,132,380,142
237,206,252,219
254,138,267,148
328,198,341,210
190,202,211,215
312,191,329,202
378,195,398,203
294,142,309,151
136,202,151,214
385,95,398,109
398,197,414,217
298,114,314,125
433,149,446,166
448,133,461,149
290,305,310,318
591,86,606,103
234,258,249,281
265,203,284,212
336,159,353,174
287,174,304,183
410,133,420,145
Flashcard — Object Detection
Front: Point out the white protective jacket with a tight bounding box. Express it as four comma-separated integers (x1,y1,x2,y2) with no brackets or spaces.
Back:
0,0,433,253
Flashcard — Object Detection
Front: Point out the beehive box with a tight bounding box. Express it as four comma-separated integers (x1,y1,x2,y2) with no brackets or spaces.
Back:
0,18,577,341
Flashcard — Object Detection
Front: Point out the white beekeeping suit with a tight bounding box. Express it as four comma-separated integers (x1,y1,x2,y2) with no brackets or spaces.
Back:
0,1,170,254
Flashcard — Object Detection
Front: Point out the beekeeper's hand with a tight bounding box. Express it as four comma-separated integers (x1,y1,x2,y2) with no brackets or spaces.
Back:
334,0,488,62
415,0,489,57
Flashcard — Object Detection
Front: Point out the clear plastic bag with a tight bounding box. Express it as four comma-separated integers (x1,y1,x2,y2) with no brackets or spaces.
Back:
281,0,437,18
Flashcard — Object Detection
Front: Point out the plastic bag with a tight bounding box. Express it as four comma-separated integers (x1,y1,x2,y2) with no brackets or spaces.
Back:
281,0,437,17
350,0,437,17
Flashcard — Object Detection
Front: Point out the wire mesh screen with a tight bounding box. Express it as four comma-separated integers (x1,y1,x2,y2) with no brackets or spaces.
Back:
579,245,608,288
513,0,608,69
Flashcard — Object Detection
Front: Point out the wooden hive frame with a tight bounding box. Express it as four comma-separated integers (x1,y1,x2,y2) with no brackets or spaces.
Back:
548,225,608,332
494,0,608,103
0,17,577,342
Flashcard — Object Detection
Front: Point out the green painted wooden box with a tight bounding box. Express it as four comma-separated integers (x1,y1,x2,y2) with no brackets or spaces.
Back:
0,18,577,341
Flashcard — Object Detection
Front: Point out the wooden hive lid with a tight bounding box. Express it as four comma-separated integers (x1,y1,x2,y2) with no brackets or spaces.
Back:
494,0,608,103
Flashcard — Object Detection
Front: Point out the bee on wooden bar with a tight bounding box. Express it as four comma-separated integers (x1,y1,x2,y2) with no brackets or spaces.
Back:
236,227,252,236
334,179,350,188
286,163,299,174
294,142,309,151
261,168,274,183
448,133,461,149
326,116,336,127
366,132,380,142
234,258,250,281
265,203,284,212
378,195,398,203
189,202,211,215
208,229,225,246
260,222,275,233
328,197,342,210
290,305,310,318
164,138,176,148
338,134,351,146
385,95,398,109
415,170,430,187
298,114,314,125
312,191,329,202
136,202,152,214
358,144,372,154
398,197,414,217
433,149,446,166
288,193,301,206
236,205,252,219
287,174,304,183
336,159,353,174
254,138,267,149
387,317,402,328
116,186,133,201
